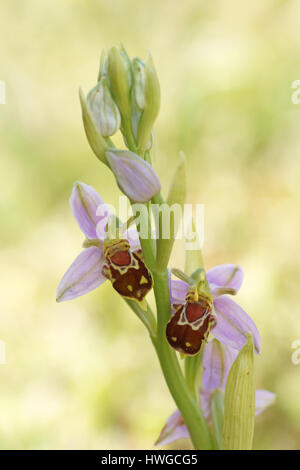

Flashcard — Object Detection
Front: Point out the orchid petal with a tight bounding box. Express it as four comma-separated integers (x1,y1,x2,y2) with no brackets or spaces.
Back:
207,264,244,296
56,246,106,302
70,181,110,240
255,390,276,416
105,150,161,203
213,296,261,354
155,410,189,446
170,279,189,305
202,339,238,392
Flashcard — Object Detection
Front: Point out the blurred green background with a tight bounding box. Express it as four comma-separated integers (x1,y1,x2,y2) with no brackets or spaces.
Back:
1,0,300,449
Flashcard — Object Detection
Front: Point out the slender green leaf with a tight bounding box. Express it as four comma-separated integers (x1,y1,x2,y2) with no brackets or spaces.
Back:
221,334,255,450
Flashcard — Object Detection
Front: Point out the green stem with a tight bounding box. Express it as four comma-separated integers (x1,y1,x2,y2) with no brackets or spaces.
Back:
124,298,157,340
184,346,204,400
139,201,156,270
152,268,213,450
146,200,157,261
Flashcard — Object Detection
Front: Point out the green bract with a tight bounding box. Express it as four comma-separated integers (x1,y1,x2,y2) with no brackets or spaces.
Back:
107,46,132,120
137,54,160,154
221,334,255,450
79,88,108,163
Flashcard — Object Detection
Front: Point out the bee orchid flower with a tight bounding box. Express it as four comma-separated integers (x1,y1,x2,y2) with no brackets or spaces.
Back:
56,181,151,304
156,338,275,446
168,265,261,355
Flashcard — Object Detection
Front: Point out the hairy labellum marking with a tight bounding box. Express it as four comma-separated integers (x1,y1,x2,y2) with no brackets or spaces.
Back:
103,238,152,302
166,294,216,356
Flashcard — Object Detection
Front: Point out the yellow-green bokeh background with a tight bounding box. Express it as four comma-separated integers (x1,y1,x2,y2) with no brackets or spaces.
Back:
1,0,300,449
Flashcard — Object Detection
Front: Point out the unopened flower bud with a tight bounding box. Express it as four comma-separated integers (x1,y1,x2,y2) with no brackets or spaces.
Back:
105,149,161,203
137,54,160,153
87,77,121,137
107,46,132,119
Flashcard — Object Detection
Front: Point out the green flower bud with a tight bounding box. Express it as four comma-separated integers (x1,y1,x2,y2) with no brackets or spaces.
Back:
107,46,132,120
87,77,121,137
137,53,160,153
79,88,108,164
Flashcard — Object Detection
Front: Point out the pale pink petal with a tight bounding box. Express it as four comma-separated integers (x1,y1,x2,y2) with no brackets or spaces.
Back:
70,181,110,240
155,410,190,446
207,264,244,296
213,296,261,354
56,247,106,302
202,339,238,392
170,279,189,305
255,390,276,416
